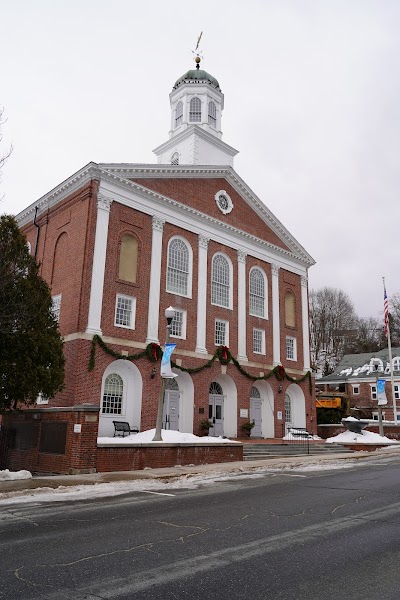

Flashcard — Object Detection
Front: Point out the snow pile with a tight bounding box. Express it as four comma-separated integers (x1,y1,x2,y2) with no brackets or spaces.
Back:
0,469,32,481
98,428,240,445
326,429,399,445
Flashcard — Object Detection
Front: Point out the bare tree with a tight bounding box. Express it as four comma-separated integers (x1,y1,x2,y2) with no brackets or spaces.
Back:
344,316,385,354
387,292,400,346
309,287,358,374
0,107,13,195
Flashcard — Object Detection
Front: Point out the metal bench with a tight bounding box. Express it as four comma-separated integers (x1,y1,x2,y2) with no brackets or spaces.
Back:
112,421,139,437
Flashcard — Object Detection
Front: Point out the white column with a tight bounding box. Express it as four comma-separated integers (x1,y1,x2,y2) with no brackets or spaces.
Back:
195,235,209,354
301,275,311,370
271,263,281,366
237,249,248,362
146,216,165,344
86,195,113,335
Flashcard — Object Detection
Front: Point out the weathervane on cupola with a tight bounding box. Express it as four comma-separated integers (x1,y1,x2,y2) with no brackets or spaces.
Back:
192,31,203,70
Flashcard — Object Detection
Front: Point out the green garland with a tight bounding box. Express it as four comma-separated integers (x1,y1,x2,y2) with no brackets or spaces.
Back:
88,335,312,393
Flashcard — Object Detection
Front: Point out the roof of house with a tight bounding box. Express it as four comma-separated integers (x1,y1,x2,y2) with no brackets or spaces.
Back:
317,347,400,383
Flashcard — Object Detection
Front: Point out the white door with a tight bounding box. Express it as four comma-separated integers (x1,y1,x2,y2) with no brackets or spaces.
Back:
250,388,262,438
163,380,180,431
284,393,293,436
209,382,224,437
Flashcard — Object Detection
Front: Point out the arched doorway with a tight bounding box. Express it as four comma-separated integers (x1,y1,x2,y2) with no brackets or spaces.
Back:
163,379,180,431
209,382,224,437
98,359,142,437
250,386,262,437
284,384,306,435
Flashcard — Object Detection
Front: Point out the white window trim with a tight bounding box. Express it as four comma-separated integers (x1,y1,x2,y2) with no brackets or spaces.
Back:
370,383,377,400
166,235,193,298
352,384,360,395
253,328,266,355
211,252,233,310
114,294,136,330
249,266,268,319
372,411,386,421
394,384,400,400
215,319,229,347
286,336,297,361
170,308,187,340
214,190,233,215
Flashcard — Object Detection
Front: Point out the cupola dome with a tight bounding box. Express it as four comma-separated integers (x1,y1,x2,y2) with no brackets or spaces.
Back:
173,69,221,91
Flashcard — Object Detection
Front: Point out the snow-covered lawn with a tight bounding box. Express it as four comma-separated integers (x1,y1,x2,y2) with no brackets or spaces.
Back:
98,428,240,445
0,469,32,481
326,429,399,445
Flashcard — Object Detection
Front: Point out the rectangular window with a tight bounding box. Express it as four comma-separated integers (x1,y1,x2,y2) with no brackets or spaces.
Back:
215,319,229,346
115,294,136,329
372,411,385,421
170,309,186,339
52,294,62,323
253,328,265,354
352,385,360,395
394,385,400,400
371,385,377,400
286,336,297,361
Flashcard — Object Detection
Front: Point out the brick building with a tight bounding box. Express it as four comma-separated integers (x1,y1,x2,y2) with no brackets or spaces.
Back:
8,61,316,471
316,348,400,422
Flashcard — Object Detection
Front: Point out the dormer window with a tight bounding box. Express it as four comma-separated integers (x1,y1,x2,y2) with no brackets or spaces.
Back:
189,97,201,122
175,101,183,128
208,101,216,127
171,152,179,165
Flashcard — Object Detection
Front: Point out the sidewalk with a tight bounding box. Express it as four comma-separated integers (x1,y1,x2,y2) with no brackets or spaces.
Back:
0,449,382,495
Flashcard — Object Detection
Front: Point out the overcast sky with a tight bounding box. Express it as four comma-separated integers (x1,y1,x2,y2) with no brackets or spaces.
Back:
1,0,399,319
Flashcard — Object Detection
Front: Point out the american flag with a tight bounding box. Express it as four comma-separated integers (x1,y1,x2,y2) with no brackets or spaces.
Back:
384,286,389,337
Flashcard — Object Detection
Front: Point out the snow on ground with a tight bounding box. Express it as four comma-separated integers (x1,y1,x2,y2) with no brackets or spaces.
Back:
98,428,240,445
282,430,321,441
0,469,32,481
326,429,399,445
0,462,358,507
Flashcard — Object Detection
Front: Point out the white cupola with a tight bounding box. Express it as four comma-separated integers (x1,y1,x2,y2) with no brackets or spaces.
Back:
153,57,238,167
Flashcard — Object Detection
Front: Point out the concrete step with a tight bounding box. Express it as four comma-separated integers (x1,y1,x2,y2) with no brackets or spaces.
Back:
242,442,353,460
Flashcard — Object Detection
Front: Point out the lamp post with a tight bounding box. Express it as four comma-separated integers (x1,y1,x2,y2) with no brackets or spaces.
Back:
153,306,176,442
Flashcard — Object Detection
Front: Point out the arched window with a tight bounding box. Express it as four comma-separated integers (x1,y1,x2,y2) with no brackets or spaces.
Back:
208,101,216,127
250,386,261,399
393,357,400,372
249,268,266,317
212,254,230,308
175,101,183,127
165,378,179,391
167,237,190,296
189,97,201,122
102,374,123,415
209,382,223,395
52,232,69,286
118,234,138,283
285,291,295,327
171,152,179,165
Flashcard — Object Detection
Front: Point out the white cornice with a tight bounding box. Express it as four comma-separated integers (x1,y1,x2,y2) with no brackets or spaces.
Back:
99,163,315,266
97,168,312,271
152,125,238,158
16,162,101,227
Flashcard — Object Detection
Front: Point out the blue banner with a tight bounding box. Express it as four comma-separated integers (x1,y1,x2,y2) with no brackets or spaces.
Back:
377,378,387,406
161,343,177,378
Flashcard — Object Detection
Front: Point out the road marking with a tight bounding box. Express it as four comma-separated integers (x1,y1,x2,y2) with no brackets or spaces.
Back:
139,490,176,497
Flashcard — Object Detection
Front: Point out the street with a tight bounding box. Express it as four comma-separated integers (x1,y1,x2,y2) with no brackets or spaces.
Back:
1,455,400,599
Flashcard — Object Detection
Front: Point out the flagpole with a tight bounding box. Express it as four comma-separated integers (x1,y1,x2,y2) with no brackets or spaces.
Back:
383,277,397,424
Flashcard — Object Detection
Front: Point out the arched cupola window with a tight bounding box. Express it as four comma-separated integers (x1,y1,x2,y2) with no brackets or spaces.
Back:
171,152,179,165
208,101,216,127
189,97,201,122
175,101,183,128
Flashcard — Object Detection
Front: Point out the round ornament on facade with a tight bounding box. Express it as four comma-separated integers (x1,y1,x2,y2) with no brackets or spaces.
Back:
215,190,233,215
